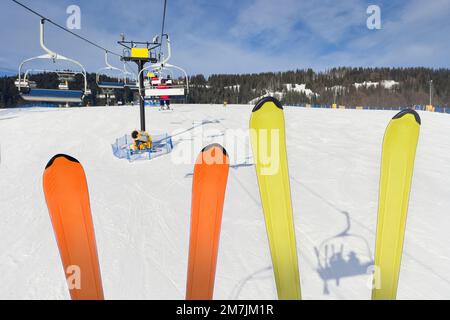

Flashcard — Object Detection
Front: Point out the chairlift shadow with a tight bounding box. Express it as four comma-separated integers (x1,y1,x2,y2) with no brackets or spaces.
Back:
289,178,374,295
314,211,374,295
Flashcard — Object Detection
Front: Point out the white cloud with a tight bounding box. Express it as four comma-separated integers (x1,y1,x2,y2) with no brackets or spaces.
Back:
230,0,365,44
1,0,449,76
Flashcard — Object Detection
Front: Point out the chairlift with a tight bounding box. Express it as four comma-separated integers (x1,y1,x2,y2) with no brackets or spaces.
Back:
96,51,127,89
137,34,189,99
16,19,88,104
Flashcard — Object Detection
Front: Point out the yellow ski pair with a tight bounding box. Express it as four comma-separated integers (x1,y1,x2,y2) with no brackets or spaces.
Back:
250,98,420,300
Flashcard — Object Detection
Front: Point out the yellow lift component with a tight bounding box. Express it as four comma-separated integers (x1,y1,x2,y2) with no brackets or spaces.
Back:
131,48,149,59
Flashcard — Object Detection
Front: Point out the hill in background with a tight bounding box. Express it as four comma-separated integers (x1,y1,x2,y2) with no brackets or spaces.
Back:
1,67,449,108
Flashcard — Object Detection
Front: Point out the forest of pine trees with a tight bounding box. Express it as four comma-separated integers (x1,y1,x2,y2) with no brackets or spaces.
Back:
1,67,449,108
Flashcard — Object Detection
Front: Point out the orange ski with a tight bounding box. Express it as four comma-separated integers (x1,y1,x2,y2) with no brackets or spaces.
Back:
43,154,104,300
186,144,230,300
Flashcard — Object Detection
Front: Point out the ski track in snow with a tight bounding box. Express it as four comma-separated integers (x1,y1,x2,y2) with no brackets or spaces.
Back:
0,105,450,300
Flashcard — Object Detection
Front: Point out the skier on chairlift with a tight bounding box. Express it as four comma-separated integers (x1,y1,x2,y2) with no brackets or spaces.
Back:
158,77,171,110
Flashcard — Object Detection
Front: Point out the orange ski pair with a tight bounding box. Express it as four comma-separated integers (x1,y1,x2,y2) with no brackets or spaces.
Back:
44,145,229,300
186,144,230,300
43,155,104,300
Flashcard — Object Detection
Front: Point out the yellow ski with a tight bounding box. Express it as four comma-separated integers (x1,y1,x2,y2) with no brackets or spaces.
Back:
372,109,421,300
250,97,301,300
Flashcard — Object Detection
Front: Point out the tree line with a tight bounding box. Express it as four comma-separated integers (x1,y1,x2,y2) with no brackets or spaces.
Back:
187,67,450,107
1,67,449,108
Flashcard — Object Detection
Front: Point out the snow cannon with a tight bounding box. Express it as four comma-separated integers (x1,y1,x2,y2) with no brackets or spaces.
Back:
112,130,173,162
131,130,153,151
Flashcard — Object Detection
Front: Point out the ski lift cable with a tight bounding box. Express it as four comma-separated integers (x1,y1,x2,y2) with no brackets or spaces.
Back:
159,0,168,56
161,0,168,38
12,0,123,58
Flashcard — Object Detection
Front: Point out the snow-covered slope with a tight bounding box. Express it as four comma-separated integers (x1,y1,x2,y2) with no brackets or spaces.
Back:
284,84,318,97
248,84,318,105
354,80,400,90
0,105,450,300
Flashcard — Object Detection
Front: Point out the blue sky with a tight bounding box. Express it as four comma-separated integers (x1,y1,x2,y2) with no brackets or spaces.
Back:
0,0,449,76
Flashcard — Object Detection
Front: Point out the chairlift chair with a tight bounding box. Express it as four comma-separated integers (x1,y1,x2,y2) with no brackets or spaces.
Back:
144,68,186,98
96,51,127,90
137,34,189,99
16,19,88,104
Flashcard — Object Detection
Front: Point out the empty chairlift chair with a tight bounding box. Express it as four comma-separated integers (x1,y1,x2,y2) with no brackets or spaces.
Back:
96,52,128,90
15,19,89,105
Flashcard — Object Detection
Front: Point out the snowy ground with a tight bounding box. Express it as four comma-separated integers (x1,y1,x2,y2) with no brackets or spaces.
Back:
1,104,450,300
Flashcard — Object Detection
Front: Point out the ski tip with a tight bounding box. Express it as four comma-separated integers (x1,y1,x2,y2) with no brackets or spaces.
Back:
201,143,228,157
45,154,80,170
252,96,283,113
393,109,421,125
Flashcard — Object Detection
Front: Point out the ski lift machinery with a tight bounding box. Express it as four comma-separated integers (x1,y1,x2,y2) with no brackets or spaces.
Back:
16,19,89,104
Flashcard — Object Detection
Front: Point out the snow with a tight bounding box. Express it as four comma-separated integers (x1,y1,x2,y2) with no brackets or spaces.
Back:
326,85,346,93
224,85,241,91
284,84,318,98
381,80,400,89
354,81,379,89
354,80,400,90
1,105,450,300
248,84,318,105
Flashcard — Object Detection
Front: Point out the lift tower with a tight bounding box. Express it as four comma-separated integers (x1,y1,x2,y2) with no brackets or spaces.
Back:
118,39,160,131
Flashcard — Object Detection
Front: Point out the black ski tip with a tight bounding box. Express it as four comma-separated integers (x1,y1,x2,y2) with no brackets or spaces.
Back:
393,109,421,125
201,144,228,157
252,96,283,113
45,154,80,170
